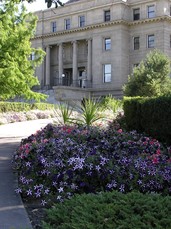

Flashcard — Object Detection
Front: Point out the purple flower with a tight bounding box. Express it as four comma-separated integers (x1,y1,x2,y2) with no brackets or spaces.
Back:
44,188,50,195
41,200,47,206
15,188,22,194
35,191,41,198
52,181,57,186
26,189,32,196
58,187,64,193
57,195,62,201
26,162,31,167
119,184,125,193
137,180,142,185
95,165,101,171
71,183,78,190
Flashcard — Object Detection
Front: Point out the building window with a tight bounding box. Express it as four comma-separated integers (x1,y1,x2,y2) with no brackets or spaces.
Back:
51,21,57,32
65,19,70,30
133,37,140,50
147,5,155,18
133,63,139,68
133,8,140,20
30,52,35,60
147,34,155,48
103,64,111,83
104,10,110,22
79,15,85,27
105,38,111,50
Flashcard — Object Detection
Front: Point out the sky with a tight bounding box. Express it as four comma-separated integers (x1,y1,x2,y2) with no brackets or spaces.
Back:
24,0,68,12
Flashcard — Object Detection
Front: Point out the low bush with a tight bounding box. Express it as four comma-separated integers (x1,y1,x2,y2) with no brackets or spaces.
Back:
0,102,31,112
123,96,171,145
141,96,171,145
123,97,143,131
43,191,171,229
0,102,55,113
30,103,56,111
100,95,123,114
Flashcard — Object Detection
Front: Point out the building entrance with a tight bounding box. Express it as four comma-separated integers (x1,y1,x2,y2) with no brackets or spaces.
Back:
62,69,72,86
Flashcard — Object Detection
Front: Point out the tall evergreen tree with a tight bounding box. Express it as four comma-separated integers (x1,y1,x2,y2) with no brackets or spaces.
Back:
123,49,171,97
0,0,46,101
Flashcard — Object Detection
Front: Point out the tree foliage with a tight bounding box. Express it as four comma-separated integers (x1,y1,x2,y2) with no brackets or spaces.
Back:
123,49,171,97
0,0,46,101
0,0,64,8
22,0,64,8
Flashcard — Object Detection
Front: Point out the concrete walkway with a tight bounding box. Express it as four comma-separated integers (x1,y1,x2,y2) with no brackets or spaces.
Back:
0,119,53,229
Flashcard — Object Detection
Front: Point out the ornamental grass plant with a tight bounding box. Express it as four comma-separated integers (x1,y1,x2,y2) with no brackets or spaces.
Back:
100,94,123,115
53,102,74,125
77,97,105,128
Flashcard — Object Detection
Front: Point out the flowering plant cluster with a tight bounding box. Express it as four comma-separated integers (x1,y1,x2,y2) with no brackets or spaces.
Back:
12,123,171,206
0,110,56,125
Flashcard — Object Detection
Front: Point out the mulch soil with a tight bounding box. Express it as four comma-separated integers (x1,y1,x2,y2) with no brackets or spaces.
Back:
23,199,48,229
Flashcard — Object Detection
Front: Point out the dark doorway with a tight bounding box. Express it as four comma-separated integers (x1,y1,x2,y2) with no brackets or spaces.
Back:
62,69,73,86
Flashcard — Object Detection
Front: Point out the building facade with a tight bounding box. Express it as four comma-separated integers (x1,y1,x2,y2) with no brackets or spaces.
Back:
32,0,171,101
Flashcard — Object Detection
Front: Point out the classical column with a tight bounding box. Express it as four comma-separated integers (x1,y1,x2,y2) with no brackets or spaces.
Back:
72,40,78,86
87,39,92,85
58,43,63,84
45,46,51,86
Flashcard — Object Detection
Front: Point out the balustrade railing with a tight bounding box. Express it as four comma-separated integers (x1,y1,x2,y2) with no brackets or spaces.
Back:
53,78,92,88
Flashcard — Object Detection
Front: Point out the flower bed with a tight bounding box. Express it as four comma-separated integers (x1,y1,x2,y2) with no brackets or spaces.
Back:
0,110,56,125
12,123,171,207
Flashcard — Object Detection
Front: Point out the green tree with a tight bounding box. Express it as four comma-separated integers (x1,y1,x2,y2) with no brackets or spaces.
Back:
0,0,64,8
0,0,46,101
123,49,171,97
24,0,64,8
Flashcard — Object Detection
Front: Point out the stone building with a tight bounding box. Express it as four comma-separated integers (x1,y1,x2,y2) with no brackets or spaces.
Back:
32,0,171,101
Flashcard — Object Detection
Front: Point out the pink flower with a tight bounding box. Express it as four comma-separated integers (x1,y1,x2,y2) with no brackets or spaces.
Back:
25,149,30,154
167,158,171,163
117,129,122,133
156,149,161,155
67,128,72,134
24,143,30,149
152,157,159,164
143,141,148,145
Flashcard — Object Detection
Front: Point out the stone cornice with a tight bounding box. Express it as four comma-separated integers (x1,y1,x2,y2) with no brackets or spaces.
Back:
130,15,171,26
32,16,171,40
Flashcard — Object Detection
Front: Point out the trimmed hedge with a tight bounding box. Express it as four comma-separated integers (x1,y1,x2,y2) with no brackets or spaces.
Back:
0,102,56,113
122,97,143,132
123,96,171,145
42,191,171,229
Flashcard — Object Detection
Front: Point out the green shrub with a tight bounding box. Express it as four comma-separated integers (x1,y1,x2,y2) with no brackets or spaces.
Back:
0,102,31,112
123,97,145,131
0,102,55,113
42,191,171,229
100,95,123,114
140,96,171,144
123,96,171,144
30,103,56,110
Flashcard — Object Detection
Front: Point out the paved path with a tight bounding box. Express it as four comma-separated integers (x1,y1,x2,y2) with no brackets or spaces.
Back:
0,119,53,229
